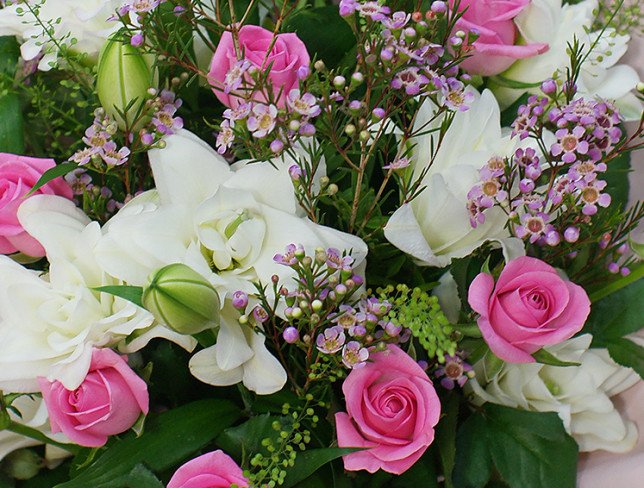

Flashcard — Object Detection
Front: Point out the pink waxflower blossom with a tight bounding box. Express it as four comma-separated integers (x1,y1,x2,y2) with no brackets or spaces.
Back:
468,256,591,363
246,103,278,138
335,345,441,474
38,348,149,447
0,153,73,256
167,450,249,488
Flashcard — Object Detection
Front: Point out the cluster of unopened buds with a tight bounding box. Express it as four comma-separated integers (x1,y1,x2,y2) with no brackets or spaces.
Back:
139,88,184,146
338,0,474,111
467,79,623,250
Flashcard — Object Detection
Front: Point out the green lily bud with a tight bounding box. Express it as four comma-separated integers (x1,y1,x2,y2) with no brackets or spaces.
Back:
142,264,220,335
96,34,155,130
3,449,43,480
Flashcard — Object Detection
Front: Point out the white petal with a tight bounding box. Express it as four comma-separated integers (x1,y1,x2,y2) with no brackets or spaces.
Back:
241,330,287,395
189,345,244,386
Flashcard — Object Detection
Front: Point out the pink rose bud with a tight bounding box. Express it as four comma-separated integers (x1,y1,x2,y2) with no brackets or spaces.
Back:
167,450,249,488
0,153,73,257
208,25,310,109
335,345,440,474
38,348,149,447
468,256,591,363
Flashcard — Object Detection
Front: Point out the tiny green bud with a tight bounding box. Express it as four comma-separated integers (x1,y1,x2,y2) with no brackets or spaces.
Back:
345,124,356,136
142,263,220,335
311,299,323,311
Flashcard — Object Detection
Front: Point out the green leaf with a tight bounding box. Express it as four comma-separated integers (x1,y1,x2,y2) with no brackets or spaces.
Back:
601,149,630,211
55,399,240,488
605,338,644,379
489,75,543,89
585,277,644,345
588,262,644,303
216,414,287,460
532,348,580,367
0,93,24,154
114,465,164,488
454,405,578,488
284,6,356,68
389,450,439,487
282,448,361,488
93,286,144,307
435,393,459,488
25,162,78,197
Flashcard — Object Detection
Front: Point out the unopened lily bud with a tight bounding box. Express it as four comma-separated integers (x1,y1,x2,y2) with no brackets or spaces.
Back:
97,35,155,130
3,449,43,480
142,263,220,335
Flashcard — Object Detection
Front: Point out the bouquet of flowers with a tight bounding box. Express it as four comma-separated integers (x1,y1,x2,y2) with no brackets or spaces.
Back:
0,0,641,486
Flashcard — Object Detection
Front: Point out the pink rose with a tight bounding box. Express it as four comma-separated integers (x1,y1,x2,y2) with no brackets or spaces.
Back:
468,256,591,363
38,348,149,447
167,450,249,488
0,153,73,257
208,25,310,109
335,345,441,475
449,0,548,76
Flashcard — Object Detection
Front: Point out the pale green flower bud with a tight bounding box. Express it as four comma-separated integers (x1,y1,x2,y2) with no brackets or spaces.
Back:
142,264,220,335
96,35,155,130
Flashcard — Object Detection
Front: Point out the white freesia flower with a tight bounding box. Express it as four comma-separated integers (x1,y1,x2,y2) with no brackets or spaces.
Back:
493,0,642,119
468,335,640,452
0,195,191,393
0,395,70,464
384,89,524,268
95,129,368,394
0,0,120,70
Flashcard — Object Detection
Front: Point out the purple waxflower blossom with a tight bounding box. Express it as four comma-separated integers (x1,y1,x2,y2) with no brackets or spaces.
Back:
216,120,235,154
363,297,391,317
434,353,472,389
415,43,444,66
381,11,410,29
82,125,110,152
441,78,473,111
283,327,300,344
253,306,269,324
578,179,611,215
223,59,251,95
119,0,162,15
515,212,553,243
513,147,539,168
65,169,92,194
331,305,358,329
223,102,252,125
383,157,410,170
551,126,589,163
316,326,346,354
69,148,94,166
338,0,358,17
384,321,402,337
341,341,369,368
247,104,278,138
325,248,354,270
288,164,303,180
391,67,429,95
567,160,607,183
152,104,183,135
273,243,304,266
512,96,547,139
101,142,130,167
357,1,391,21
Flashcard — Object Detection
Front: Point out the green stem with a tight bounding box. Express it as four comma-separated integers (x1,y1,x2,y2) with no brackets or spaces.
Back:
7,421,81,455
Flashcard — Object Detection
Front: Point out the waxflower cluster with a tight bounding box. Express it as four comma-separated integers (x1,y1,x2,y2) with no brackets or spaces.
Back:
339,0,474,110
467,80,624,251
69,108,131,167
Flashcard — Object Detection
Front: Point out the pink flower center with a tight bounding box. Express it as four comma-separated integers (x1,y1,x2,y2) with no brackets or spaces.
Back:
582,187,599,203
561,134,578,152
526,217,544,234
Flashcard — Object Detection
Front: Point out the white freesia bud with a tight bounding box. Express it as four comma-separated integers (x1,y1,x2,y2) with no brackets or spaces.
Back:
143,263,220,335
96,35,155,129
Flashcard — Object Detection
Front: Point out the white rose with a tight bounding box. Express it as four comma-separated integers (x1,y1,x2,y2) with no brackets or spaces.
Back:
0,0,121,70
492,0,642,119
0,395,70,465
94,129,368,394
467,334,640,452
384,89,525,268
0,195,191,393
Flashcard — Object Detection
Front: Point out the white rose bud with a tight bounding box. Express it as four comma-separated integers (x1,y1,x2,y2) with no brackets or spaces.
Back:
142,263,220,335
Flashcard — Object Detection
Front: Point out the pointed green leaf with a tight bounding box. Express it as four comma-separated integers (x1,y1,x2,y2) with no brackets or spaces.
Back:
93,286,144,308
532,348,580,367
605,338,644,379
283,448,363,488
25,162,78,197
